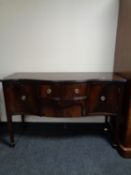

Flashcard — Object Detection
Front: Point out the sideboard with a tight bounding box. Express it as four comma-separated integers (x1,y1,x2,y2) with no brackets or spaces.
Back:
1,72,130,157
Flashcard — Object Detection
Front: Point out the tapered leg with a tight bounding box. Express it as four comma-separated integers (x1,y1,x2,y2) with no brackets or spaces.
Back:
21,115,25,123
109,116,119,148
104,115,119,148
7,114,15,146
104,115,109,132
21,115,27,129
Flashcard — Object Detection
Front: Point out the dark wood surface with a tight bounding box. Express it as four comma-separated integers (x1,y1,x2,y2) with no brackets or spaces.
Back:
3,72,126,82
114,0,131,157
3,73,126,117
2,72,128,158
114,0,131,73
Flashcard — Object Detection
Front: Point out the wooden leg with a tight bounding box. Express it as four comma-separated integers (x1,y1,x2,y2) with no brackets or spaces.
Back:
105,115,119,148
7,114,15,146
104,115,109,132
21,115,27,129
109,116,119,148
21,115,25,123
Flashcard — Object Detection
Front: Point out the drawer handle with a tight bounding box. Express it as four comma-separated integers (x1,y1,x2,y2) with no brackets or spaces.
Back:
21,95,27,101
74,88,80,94
46,88,52,94
100,95,106,102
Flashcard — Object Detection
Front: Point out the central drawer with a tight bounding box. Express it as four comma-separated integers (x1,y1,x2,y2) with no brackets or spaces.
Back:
39,83,88,100
38,83,88,117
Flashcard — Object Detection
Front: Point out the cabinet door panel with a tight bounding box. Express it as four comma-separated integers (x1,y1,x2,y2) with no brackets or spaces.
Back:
3,82,37,114
88,84,122,114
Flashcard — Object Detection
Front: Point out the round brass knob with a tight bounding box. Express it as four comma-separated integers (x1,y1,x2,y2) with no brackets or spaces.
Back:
46,88,52,94
74,88,80,94
100,95,106,102
21,95,26,101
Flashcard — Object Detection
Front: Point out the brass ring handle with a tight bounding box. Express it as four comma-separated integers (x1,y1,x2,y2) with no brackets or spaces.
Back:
74,88,80,94
100,95,106,102
46,88,52,94
21,95,26,101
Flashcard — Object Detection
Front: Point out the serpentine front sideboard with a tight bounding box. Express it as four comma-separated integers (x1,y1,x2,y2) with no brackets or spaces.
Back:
1,72,131,157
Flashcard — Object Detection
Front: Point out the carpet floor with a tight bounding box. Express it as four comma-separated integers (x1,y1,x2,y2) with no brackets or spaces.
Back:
0,123,131,175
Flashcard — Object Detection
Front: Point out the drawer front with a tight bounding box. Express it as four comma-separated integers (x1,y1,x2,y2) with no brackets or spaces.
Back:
40,101,86,117
38,84,60,99
39,100,87,117
38,83,88,117
88,84,123,114
61,84,88,100
39,83,88,100
3,81,125,117
3,81,37,114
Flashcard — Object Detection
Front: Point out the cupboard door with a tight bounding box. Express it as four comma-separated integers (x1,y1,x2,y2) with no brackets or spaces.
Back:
3,81,37,114
88,84,123,115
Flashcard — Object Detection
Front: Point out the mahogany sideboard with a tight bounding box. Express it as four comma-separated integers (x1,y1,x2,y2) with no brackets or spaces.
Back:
1,72,130,157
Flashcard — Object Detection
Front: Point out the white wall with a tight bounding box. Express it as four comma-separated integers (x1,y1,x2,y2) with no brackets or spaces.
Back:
0,0,119,122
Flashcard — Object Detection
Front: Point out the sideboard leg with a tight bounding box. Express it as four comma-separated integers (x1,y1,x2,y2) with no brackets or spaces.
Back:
104,115,118,148
112,117,119,148
108,116,119,148
21,115,25,123
21,115,27,130
104,115,109,132
7,114,15,147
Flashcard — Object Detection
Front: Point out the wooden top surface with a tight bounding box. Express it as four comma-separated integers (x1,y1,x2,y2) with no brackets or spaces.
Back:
2,72,126,82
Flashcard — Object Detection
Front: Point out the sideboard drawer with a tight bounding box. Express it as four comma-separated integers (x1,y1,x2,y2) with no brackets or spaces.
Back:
39,83,88,100
40,101,85,117
61,83,88,100
38,83,88,117
3,81,37,114
88,84,123,114
38,84,60,99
